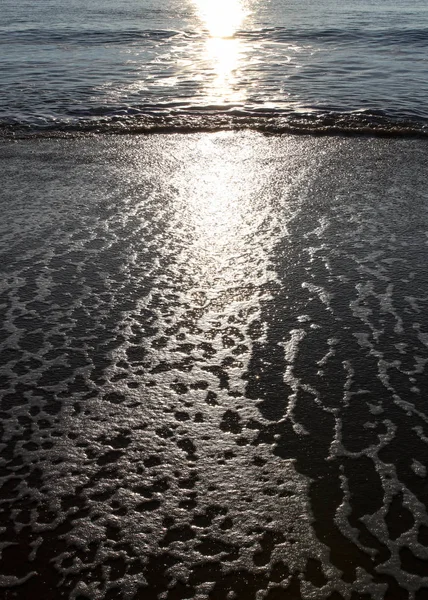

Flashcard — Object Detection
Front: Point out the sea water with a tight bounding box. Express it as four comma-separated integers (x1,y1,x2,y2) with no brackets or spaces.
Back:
1,0,428,134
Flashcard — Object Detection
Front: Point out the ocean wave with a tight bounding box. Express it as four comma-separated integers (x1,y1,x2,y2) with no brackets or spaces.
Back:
0,27,189,46
1,109,428,139
3,26,428,47
238,26,428,46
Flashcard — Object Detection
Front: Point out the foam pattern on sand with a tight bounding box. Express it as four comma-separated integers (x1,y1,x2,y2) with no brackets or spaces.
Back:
1,133,428,599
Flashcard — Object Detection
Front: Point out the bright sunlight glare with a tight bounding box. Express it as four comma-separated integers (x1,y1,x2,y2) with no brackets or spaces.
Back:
205,36,242,98
194,0,247,38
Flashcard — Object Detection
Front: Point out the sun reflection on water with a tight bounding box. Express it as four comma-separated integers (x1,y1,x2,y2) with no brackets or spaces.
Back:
173,132,271,309
194,0,249,103
194,0,248,38
205,36,242,101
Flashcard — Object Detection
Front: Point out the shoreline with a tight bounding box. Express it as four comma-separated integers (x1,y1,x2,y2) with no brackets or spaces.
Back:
2,110,428,142
1,133,428,599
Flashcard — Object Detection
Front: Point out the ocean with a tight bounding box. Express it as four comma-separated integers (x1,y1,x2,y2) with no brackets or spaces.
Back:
1,0,428,135
1,2,428,600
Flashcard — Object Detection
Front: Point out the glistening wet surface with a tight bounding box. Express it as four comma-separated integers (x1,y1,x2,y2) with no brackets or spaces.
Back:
3,0,428,134
1,133,428,599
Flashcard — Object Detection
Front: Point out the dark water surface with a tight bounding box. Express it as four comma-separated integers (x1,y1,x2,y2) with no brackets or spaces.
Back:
1,133,428,598
1,0,428,135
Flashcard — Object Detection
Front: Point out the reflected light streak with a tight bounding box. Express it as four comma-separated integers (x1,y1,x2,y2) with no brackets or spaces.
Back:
194,0,249,103
205,37,242,101
194,0,247,38
172,133,274,311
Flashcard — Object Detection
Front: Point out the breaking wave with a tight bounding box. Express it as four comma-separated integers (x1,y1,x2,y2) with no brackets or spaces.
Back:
2,108,428,139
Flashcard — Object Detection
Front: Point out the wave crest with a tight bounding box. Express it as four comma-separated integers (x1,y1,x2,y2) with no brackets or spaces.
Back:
2,109,428,139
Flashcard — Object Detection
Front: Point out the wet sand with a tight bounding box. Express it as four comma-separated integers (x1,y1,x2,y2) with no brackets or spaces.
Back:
1,132,428,599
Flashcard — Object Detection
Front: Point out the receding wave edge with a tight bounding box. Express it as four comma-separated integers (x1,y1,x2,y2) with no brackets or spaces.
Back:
1,111,428,139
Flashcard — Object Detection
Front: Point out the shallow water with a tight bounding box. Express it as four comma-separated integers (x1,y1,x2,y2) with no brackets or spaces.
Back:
1,0,428,134
1,132,428,598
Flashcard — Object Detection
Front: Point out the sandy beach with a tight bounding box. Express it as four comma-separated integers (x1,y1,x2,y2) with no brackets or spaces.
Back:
1,132,428,599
